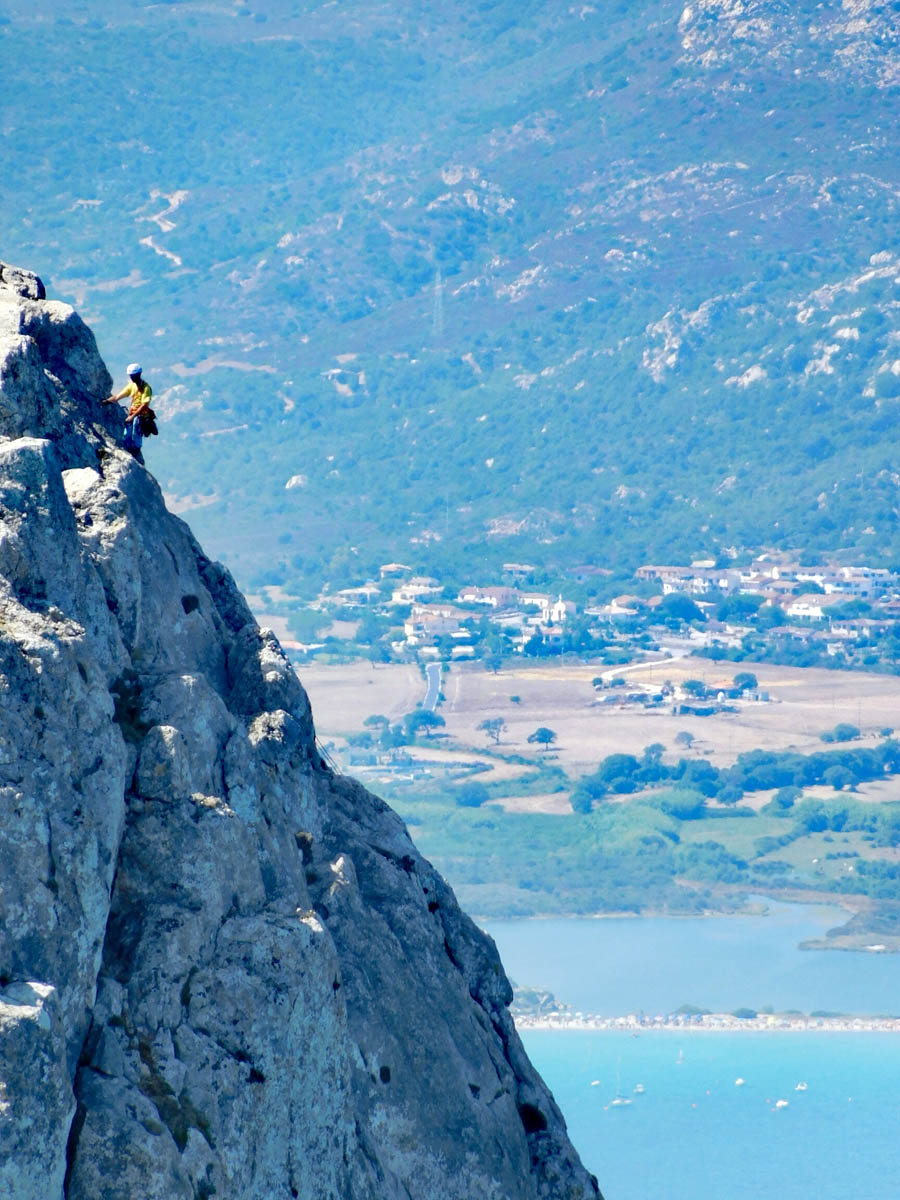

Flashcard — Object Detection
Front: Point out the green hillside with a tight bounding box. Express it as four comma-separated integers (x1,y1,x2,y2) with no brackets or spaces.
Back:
4,0,900,595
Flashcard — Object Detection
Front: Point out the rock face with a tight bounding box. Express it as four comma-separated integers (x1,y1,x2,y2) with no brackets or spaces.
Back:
0,263,600,1200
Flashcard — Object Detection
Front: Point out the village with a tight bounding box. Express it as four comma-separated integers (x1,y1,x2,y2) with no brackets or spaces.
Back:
252,552,900,681
513,1009,900,1035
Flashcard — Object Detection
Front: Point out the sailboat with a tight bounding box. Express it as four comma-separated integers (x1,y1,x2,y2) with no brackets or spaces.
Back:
609,1058,633,1107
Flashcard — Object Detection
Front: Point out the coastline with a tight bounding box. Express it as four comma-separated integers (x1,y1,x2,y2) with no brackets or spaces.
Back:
483,891,900,954
514,1011,900,1033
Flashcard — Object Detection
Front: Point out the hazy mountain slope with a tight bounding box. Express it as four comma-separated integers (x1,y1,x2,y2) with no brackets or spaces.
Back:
2,0,899,592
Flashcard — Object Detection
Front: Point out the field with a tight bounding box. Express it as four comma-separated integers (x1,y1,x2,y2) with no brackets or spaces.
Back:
296,654,900,932
300,655,900,809
299,660,424,728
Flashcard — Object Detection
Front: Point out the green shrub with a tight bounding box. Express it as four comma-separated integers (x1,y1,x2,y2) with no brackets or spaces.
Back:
457,781,490,808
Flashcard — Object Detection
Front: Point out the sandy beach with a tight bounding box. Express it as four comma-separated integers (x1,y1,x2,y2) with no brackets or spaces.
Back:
514,1011,900,1033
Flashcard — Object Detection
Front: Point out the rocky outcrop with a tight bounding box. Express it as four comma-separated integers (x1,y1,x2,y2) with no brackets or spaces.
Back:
0,262,600,1200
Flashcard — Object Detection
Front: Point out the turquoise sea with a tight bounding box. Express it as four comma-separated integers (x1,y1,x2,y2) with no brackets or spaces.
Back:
523,1030,900,1200
484,905,900,1200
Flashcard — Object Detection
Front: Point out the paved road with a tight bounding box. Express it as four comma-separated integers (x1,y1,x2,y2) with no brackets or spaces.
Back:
596,639,691,683
423,662,442,710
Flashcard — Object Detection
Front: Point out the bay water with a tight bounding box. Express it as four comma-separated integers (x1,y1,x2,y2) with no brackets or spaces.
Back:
484,904,900,1199
523,1029,900,1200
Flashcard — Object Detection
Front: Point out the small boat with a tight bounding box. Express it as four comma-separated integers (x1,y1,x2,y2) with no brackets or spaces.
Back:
590,1080,601,1088
795,1082,808,1092
734,1078,745,1087
775,1099,789,1109
610,1058,633,1106
633,1083,645,1095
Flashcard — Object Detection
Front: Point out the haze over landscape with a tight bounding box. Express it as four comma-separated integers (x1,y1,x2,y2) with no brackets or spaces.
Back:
4,2,900,1199
6,0,900,592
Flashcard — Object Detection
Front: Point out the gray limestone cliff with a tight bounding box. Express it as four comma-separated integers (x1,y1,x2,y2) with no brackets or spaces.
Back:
0,262,601,1200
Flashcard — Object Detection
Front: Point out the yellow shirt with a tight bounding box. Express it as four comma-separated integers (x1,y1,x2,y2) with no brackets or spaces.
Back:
117,379,152,420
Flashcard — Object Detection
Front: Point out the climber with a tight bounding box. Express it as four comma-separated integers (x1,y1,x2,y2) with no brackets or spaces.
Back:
104,362,157,461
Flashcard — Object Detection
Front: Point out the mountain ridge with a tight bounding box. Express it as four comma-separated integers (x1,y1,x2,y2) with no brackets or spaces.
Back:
4,0,899,590
0,262,598,1200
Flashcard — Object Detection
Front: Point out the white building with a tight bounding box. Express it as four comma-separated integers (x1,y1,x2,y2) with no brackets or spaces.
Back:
392,577,443,604
334,582,381,606
547,596,576,623
785,593,846,621
457,585,520,608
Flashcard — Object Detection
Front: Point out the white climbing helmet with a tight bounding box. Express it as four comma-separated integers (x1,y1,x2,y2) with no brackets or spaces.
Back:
127,362,142,376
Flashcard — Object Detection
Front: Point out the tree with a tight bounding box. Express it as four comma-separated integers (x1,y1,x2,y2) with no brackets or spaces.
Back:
793,799,828,833
643,742,665,765
733,671,758,692
771,786,801,811
287,608,325,640
639,742,667,783
675,730,695,748
821,723,860,744
834,723,860,743
404,709,445,739
824,765,854,792
478,717,506,745
527,727,557,747
678,758,720,797
659,593,705,623
716,592,764,623
575,773,609,805
357,613,388,644
591,753,641,793
756,604,787,629
880,739,900,772
682,679,707,698
569,787,594,814
660,793,707,820
829,599,872,620
716,784,744,806
379,723,407,749
484,652,503,674
346,731,374,748
456,781,490,808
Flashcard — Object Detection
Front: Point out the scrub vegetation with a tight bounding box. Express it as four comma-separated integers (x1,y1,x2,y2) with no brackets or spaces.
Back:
3,1,900,601
381,761,900,922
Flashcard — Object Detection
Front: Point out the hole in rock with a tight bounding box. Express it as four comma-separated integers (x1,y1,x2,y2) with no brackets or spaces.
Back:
518,1104,547,1134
